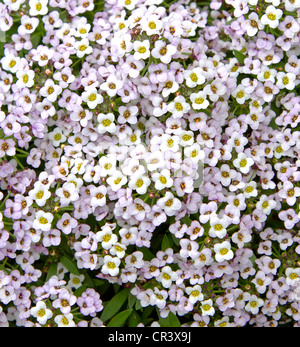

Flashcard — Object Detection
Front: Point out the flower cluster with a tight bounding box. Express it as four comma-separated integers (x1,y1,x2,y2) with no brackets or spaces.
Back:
0,0,299,327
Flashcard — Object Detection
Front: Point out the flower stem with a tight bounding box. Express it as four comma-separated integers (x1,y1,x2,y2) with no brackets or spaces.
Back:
13,156,25,170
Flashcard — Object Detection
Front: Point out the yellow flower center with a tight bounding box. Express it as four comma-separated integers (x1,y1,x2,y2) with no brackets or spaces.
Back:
190,72,198,82
102,119,112,127
138,46,146,54
239,159,247,167
135,179,144,188
267,13,276,21
39,217,48,224
219,248,229,255
159,176,167,184
175,102,183,111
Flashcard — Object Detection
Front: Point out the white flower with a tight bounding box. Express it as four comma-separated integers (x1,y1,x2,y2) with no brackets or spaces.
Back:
99,155,117,177
68,274,85,289
125,251,144,269
110,242,127,259
245,295,264,314
214,241,234,262
256,195,277,215
90,185,107,209
251,271,272,294
97,113,116,134
285,268,300,285
261,5,283,28
152,169,173,190
128,174,151,195
96,227,118,250
121,129,142,146
276,72,296,91
48,127,67,147
160,134,180,152
241,12,264,36
82,87,103,109
29,0,48,16
18,15,39,35
119,0,138,10
257,65,277,83
186,285,204,304
204,78,227,102
30,301,53,325
201,299,215,316
140,14,163,36
232,229,252,249
118,105,139,124
157,192,182,216
74,38,93,58
54,313,76,327
101,255,121,276
233,153,254,174
106,170,127,191
33,210,53,232
157,266,178,288
243,181,258,198
75,21,91,38
184,143,205,164
100,74,124,97
16,69,35,89
121,157,145,178
28,184,51,207
184,67,205,88
145,150,165,172
133,40,150,60
215,164,237,187
162,74,179,98
179,130,194,147
232,85,250,104
150,288,168,309
56,182,79,207
39,79,62,102
167,95,191,119
284,0,300,11
209,214,229,238
1,51,20,73
151,40,177,64
190,91,209,110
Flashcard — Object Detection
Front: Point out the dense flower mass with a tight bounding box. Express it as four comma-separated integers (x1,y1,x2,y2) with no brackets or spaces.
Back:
0,0,299,327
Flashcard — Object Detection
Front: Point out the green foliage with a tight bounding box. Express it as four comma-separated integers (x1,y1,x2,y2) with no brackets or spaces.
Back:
60,255,81,276
100,288,131,322
107,309,133,327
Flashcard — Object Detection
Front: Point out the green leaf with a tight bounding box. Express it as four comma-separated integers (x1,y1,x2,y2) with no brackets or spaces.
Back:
168,312,181,327
135,298,143,311
100,288,130,322
171,234,180,247
30,32,42,49
74,284,88,297
60,255,80,276
0,42,4,57
45,262,57,282
107,309,133,327
158,311,181,327
128,310,141,327
181,215,192,226
141,305,154,320
140,246,155,261
233,50,246,64
128,292,137,309
161,234,170,251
